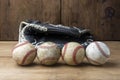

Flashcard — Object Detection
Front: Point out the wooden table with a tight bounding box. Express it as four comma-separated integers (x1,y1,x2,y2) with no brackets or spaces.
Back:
0,41,120,80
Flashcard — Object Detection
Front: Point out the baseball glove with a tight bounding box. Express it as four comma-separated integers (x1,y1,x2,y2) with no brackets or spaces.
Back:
19,20,94,48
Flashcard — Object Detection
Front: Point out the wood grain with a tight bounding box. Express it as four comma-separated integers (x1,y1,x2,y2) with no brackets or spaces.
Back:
0,0,120,40
61,0,120,40
0,41,120,80
0,0,60,40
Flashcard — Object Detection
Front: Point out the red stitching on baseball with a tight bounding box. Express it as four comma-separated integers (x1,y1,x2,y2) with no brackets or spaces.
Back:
38,44,56,48
86,55,101,65
73,46,83,64
95,42,109,58
12,41,29,53
21,49,36,65
62,43,68,61
40,57,57,64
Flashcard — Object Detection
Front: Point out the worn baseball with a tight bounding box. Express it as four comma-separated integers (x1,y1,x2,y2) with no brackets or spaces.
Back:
37,42,61,65
12,41,37,65
62,42,85,65
86,41,110,65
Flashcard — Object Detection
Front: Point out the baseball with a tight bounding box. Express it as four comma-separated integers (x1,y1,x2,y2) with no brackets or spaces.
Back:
37,42,61,65
86,41,110,65
61,42,85,65
12,41,37,65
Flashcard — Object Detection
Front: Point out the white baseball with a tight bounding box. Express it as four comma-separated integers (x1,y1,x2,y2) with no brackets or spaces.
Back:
12,41,37,65
62,42,85,65
86,41,110,65
37,42,61,65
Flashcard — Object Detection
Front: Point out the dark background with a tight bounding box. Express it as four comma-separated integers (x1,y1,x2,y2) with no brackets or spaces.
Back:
0,0,120,41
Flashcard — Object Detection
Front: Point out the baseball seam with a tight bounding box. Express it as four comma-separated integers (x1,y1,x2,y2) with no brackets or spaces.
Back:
21,49,36,65
62,43,68,61
72,46,83,64
12,41,29,52
86,55,101,65
95,42,109,58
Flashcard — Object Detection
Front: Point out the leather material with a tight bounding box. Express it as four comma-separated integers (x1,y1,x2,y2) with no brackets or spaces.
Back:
19,20,94,48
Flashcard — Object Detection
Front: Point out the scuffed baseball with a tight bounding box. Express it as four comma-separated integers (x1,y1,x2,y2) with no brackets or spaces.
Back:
62,42,85,65
86,41,110,65
12,41,37,65
37,42,61,65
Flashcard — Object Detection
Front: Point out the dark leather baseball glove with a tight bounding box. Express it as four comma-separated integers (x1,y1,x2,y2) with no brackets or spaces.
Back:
19,20,94,48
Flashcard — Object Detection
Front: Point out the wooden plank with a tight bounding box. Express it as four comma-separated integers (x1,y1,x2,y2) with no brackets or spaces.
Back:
0,41,17,57
95,0,120,40
0,41,120,80
0,0,120,40
61,0,120,40
0,0,11,40
0,0,60,40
